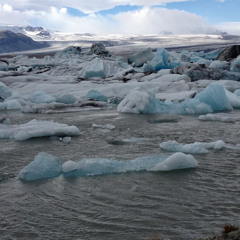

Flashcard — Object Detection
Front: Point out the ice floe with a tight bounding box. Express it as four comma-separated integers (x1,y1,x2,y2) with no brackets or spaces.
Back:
149,152,198,171
19,152,62,181
18,151,198,181
159,140,225,154
0,119,80,141
117,83,232,114
199,113,240,122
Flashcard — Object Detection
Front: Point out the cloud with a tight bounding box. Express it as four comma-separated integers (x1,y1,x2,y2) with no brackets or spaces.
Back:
2,5,213,35
216,22,240,35
0,0,190,13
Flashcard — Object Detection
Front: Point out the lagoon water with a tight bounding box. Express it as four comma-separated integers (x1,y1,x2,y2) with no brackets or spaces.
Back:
1,108,240,240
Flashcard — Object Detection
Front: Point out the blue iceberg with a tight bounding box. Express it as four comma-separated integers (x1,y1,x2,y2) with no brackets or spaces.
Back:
19,152,198,181
86,90,108,102
19,152,62,181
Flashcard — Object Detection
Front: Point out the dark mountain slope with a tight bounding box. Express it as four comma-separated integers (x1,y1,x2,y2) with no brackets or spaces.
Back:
0,30,48,54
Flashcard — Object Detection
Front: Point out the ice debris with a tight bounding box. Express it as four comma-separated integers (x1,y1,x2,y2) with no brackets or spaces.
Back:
0,119,80,141
159,140,225,154
19,152,62,181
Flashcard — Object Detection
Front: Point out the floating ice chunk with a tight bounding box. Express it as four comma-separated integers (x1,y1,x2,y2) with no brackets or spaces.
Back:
209,60,229,70
55,46,82,58
149,152,198,171
199,113,240,122
144,48,180,72
192,83,232,112
62,137,71,144
156,90,196,102
84,58,106,78
17,66,31,73
230,56,240,72
0,81,12,99
118,83,232,115
225,89,240,108
56,93,77,104
92,123,115,130
160,140,225,154
117,90,159,114
63,154,169,178
128,48,154,67
19,152,62,181
0,120,80,141
29,91,56,104
0,99,22,110
87,90,108,102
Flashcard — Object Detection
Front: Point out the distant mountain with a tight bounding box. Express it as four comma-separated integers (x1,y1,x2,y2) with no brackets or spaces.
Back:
0,30,48,54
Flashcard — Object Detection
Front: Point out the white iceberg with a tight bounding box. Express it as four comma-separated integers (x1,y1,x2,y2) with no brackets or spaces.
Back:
19,152,62,181
29,91,56,104
63,153,197,178
0,119,80,141
199,113,240,122
0,81,12,99
159,140,225,154
117,83,232,115
149,152,198,171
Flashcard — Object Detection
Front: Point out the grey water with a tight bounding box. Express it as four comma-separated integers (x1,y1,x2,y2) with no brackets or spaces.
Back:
1,109,240,240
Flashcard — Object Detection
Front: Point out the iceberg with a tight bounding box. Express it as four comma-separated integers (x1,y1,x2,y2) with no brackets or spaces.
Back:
0,99,22,110
159,140,225,154
84,58,106,78
0,81,12,99
199,113,240,122
29,91,56,104
63,153,197,178
86,90,108,102
117,83,232,115
0,119,80,141
19,152,62,181
144,48,180,72
128,48,154,67
56,93,77,104
19,152,198,181
149,152,198,171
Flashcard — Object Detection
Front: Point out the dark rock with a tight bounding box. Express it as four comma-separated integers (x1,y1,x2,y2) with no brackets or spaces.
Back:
171,63,225,81
217,45,240,61
25,26,44,32
0,30,48,54
90,43,110,56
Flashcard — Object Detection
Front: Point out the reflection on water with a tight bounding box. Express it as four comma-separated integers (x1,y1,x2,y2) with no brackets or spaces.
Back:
1,109,240,240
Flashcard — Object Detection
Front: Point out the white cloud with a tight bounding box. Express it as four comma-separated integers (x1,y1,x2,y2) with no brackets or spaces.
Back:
0,0,190,13
1,6,213,35
216,22,240,35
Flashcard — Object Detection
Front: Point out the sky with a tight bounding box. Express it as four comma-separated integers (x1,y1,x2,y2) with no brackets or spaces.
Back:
0,0,239,35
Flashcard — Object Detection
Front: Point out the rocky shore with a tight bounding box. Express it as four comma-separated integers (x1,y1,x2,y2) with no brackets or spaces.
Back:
199,226,240,240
